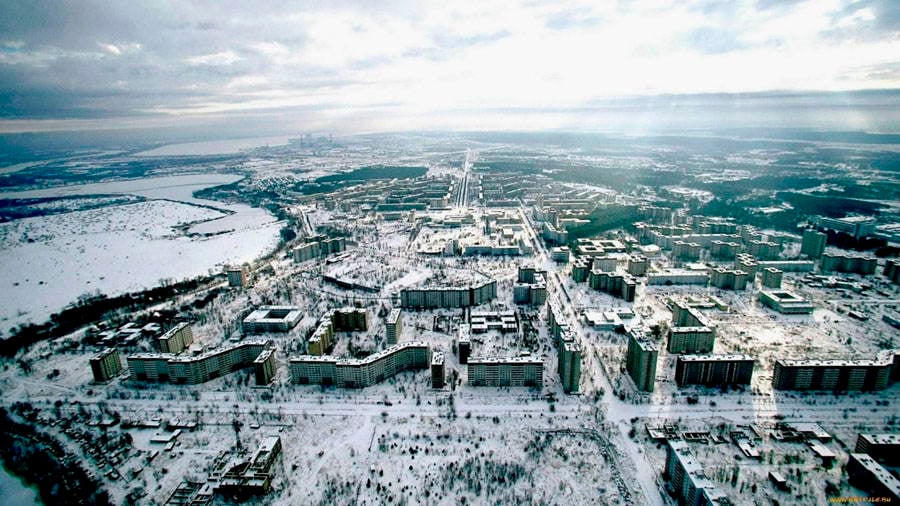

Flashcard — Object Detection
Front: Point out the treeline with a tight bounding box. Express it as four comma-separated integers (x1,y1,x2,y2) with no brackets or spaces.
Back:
1,274,219,358
0,407,111,506
565,204,639,242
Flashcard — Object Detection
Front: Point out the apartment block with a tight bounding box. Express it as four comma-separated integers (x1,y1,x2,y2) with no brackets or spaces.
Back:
128,339,274,384
431,352,445,389
386,308,402,345
467,356,543,387
675,355,755,387
626,328,658,392
289,341,430,388
90,347,123,382
158,322,194,354
801,229,827,258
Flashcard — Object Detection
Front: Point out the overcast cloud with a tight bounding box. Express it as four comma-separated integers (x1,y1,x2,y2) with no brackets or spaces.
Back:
1,0,899,134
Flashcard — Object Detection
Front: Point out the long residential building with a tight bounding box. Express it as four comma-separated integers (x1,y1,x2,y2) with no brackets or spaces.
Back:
587,269,637,302
855,433,900,466
128,339,274,385
820,253,878,275
289,341,430,388
846,453,900,503
647,269,709,286
772,351,900,392
467,356,543,387
675,355,755,387
399,280,497,309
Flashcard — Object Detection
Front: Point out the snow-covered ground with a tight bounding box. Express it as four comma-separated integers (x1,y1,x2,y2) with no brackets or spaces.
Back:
0,174,281,329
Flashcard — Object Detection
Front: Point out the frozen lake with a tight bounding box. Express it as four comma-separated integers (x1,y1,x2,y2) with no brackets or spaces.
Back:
0,464,40,505
0,174,281,330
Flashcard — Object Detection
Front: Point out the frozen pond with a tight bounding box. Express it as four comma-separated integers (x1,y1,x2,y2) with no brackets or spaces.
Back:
0,174,281,329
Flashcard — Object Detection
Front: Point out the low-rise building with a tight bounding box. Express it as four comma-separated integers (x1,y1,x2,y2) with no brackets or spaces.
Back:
225,264,250,287
470,311,518,334
216,437,282,497
665,440,730,506
758,290,814,314
242,306,303,333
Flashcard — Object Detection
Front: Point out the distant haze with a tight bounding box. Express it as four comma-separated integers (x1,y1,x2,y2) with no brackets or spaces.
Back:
2,0,900,134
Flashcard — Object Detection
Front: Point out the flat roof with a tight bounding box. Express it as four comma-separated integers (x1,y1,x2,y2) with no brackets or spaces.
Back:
677,354,755,363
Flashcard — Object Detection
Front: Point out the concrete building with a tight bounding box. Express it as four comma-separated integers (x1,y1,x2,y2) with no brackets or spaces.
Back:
431,352,445,388
816,216,876,239
158,322,193,354
647,269,709,286
467,356,543,387
550,246,570,262
734,254,759,278
846,453,900,503
665,440,730,506
292,237,346,262
470,311,518,333
820,253,878,275
758,290,814,314
128,339,274,384
801,229,827,258
710,240,741,260
747,240,781,260
772,352,899,391
675,355,755,387
571,256,591,282
253,348,277,385
558,332,582,393
226,264,250,287
884,259,900,284
673,240,702,261
308,307,369,356
626,328,658,392
709,268,748,290
514,267,548,306
216,437,282,497
755,260,815,272
668,299,716,354
760,267,783,289
90,348,123,382
289,341,430,388
242,306,303,333
855,434,900,466
626,254,649,276
587,269,637,302
386,308,402,345
399,280,497,309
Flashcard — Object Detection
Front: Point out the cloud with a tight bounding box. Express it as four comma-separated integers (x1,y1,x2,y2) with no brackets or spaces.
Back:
0,0,898,134
187,50,242,66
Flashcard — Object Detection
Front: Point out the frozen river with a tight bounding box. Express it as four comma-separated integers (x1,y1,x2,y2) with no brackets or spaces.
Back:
0,174,281,330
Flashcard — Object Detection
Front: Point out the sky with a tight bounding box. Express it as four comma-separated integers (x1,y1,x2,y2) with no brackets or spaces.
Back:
1,0,900,135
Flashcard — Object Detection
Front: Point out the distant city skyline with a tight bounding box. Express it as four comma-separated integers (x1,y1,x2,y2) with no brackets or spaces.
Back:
2,0,900,134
